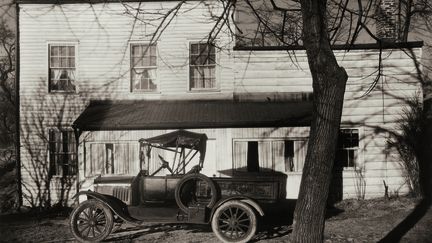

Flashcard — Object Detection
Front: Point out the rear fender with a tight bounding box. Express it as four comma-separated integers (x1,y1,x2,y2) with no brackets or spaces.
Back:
73,191,142,225
209,196,264,223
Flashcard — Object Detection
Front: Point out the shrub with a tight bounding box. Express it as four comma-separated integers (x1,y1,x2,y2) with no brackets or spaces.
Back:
388,96,426,198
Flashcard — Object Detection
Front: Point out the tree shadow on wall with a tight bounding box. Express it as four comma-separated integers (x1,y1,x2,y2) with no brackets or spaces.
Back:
20,91,79,211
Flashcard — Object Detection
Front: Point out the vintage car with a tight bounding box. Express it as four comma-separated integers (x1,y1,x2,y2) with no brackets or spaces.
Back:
70,130,287,243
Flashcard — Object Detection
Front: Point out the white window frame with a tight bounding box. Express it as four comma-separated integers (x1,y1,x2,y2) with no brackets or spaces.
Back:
130,42,159,93
47,42,79,93
188,41,219,91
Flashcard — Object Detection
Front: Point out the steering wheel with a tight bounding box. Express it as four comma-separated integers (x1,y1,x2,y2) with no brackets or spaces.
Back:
150,155,174,176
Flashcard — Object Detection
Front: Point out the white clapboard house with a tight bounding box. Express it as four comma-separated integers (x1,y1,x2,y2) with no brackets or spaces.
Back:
17,0,423,206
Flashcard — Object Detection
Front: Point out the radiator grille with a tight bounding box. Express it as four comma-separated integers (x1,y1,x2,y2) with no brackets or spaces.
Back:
113,187,130,204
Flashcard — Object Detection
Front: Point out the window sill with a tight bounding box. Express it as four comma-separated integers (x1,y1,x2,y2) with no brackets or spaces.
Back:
131,90,161,94
285,171,303,175
51,175,77,179
188,88,221,93
49,91,78,95
332,167,358,172
340,167,362,172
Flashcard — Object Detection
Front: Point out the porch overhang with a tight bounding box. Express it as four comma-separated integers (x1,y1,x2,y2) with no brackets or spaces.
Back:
72,100,312,131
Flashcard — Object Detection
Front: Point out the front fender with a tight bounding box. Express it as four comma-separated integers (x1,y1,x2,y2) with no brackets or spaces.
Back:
73,191,142,226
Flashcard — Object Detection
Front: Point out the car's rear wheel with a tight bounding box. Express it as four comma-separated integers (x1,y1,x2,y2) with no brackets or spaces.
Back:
70,199,114,242
175,173,218,213
211,200,257,243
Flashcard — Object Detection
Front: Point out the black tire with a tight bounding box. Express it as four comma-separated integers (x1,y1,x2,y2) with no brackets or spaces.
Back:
211,200,257,243
175,173,218,213
70,199,114,242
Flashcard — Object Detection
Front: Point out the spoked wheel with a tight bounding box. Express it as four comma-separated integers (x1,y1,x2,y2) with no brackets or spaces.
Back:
175,173,218,213
70,199,114,242
211,200,257,243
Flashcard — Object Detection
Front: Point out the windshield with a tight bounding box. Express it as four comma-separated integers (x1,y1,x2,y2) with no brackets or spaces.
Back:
139,130,208,175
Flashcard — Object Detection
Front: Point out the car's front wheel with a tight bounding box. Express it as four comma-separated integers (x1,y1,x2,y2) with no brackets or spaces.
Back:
70,199,114,242
211,200,257,243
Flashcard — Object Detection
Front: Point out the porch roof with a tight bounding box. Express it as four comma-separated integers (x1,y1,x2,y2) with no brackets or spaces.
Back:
72,100,312,131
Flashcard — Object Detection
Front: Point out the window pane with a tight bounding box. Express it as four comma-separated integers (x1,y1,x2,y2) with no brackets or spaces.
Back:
272,141,286,172
60,57,68,67
285,140,294,172
90,143,105,176
60,46,67,56
68,57,75,68
133,78,141,90
190,67,200,88
105,144,114,174
258,141,272,170
294,140,307,171
339,129,359,148
347,150,358,167
150,56,157,66
51,46,59,56
198,55,207,65
149,79,157,90
199,43,207,53
132,68,157,91
68,46,75,56
350,130,359,147
208,53,216,64
203,67,210,79
233,141,248,171
191,44,198,54
141,46,150,56
142,57,150,67
50,70,61,91
247,141,259,172
132,45,140,56
150,45,156,56
50,57,59,67
132,57,142,67
190,55,198,65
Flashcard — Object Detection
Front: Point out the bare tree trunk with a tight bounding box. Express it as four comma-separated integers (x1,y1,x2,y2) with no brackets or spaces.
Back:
291,0,348,242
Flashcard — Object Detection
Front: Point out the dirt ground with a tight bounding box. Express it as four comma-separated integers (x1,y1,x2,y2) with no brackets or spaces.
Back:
0,197,431,243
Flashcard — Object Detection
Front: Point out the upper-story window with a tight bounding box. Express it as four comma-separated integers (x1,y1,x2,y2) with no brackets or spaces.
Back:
189,42,216,90
131,44,157,92
336,129,359,168
49,44,76,92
